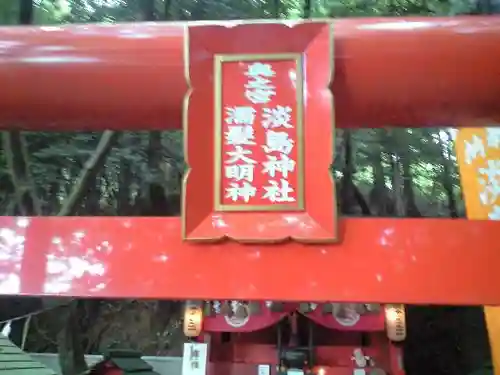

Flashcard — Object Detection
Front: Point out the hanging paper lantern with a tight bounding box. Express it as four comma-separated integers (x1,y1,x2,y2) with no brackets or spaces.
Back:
384,304,406,342
183,301,203,337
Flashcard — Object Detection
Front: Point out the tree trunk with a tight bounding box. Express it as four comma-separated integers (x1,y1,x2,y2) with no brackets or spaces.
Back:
303,0,312,17
117,159,133,215
57,302,88,375
339,130,370,215
139,0,156,20
439,132,459,218
274,0,281,17
53,131,118,375
400,153,421,217
391,153,406,217
19,0,33,25
164,0,172,19
84,182,102,215
368,131,394,216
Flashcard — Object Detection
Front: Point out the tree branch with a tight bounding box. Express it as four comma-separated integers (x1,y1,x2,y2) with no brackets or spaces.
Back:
58,130,119,216
2,131,42,215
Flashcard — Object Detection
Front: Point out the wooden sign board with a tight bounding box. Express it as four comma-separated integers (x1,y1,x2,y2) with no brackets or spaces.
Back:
182,22,337,243
182,342,208,375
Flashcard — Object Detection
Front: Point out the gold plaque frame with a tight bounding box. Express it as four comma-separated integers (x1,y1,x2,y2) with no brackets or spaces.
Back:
213,53,305,212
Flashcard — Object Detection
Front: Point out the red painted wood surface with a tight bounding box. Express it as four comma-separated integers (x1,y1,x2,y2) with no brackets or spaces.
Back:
210,342,398,372
203,311,287,332
204,305,383,332
304,309,384,331
1,216,500,305
0,17,500,129
184,23,337,242
210,363,370,375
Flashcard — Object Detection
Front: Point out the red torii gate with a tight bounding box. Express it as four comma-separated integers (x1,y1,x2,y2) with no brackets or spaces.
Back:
0,17,499,307
0,17,499,130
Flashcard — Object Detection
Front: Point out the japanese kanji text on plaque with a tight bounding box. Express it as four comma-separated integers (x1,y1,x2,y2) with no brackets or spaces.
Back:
214,55,305,212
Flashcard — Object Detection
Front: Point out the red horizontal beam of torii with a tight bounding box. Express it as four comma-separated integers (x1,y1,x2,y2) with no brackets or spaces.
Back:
1,216,499,304
0,17,500,130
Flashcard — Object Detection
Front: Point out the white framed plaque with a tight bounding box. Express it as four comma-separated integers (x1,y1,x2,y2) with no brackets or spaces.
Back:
182,342,208,375
258,364,270,375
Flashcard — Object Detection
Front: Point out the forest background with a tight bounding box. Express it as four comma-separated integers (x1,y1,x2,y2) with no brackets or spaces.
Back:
0,0,497,375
